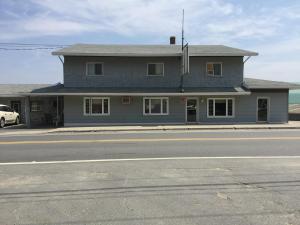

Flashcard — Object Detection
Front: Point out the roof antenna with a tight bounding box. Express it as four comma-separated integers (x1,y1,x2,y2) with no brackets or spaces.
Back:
181,9,184,50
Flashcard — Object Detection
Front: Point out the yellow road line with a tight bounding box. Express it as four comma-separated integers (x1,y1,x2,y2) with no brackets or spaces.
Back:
1,136,300,145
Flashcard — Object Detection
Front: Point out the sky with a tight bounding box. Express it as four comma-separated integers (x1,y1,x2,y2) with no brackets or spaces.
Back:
0,0,300,84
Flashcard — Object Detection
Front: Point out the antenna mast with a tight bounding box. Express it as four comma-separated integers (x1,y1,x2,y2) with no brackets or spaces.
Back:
182,9,184,50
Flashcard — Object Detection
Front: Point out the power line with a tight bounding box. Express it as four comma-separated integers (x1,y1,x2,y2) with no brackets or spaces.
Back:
0,47,62,51
0,42,70,51
0,42,70,47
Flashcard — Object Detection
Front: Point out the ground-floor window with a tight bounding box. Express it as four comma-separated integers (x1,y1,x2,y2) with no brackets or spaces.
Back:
207,98,234,118
84,97,110,115
143,97,169,115
30,101,42,112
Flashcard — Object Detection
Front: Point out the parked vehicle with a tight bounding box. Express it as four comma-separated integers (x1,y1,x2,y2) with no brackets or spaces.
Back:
0,104,20,128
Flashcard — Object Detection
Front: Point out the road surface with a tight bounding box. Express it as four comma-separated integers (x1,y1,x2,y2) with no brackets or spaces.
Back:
0,129,300,225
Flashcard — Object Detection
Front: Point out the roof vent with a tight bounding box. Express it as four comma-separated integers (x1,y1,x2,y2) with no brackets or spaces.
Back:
170,36,176,45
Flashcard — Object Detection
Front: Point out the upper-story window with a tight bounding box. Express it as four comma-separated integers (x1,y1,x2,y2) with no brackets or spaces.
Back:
86,62,103,76
147,63,164,76
207,62,222,77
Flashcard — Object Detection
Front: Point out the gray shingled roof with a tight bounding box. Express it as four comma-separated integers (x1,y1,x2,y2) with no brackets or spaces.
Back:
243,78,300,90
52,44,258,57
0,84,52,97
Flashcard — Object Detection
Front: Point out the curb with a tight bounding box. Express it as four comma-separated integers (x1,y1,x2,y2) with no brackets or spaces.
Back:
48,126,300,134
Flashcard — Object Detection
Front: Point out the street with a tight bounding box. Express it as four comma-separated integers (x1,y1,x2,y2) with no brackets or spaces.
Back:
0,129,300,225
1,129,300,162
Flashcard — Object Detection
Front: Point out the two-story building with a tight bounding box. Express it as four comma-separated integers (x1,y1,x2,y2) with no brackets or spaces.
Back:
0,40,298,127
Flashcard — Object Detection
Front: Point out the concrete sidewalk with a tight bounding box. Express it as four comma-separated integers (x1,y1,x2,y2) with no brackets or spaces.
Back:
52,122,300,133
1,121,300,136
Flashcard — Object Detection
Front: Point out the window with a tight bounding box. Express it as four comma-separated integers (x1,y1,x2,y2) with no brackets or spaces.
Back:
30,101,42,112
0,106,11,112
207,98,234,118
143,97,169,115
84,97,110,115
207,63,222,76
86,62,103,76
147,63,164,76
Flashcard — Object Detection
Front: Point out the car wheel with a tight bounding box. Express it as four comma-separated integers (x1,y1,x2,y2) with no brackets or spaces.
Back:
0,118,5,128
15,117,20,125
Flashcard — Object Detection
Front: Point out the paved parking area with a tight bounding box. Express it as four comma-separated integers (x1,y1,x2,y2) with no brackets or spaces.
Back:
0,158,300,225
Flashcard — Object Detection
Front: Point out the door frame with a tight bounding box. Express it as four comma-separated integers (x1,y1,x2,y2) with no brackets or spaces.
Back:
185,97,199,123
256,96,270,123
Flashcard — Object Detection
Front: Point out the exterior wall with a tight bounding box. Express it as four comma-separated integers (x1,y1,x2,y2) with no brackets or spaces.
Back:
28,97,58,126
64,96,185,124
199,91,288,123
64,91,288,126
63,56,243,88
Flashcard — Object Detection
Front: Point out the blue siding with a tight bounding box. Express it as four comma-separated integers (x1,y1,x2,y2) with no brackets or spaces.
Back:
64,91,288,126
63,56,243,88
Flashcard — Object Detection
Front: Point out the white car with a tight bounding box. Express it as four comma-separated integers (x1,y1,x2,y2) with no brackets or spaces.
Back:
0,104,20,128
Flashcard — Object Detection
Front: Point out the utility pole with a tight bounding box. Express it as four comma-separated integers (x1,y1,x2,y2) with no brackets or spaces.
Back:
182,9,184,50
180,9,185,92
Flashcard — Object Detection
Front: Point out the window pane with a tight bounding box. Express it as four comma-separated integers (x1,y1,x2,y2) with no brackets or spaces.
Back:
208,100,214,116
214,100,226,116
103,99,109,114
87,64,95,75
91,99,102,114
145,99,150,114
94,64,102,75
162,99,168,114
213,64,221,76
148,64,163,75
207,63,214,75
151,99,161,114
155,64,163,75
85,99,90,114
228,99,233,116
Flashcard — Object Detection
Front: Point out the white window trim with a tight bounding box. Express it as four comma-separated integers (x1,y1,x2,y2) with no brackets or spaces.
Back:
147,63,164,76
206,62,222,77
83,97,110,116
207,98,235,118
256,96,270,123
86,62,104,76
143,97,169,115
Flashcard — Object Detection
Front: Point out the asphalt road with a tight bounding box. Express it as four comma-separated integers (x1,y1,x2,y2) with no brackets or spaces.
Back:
1,130,300,225
0,130,300,162
1,158,300,225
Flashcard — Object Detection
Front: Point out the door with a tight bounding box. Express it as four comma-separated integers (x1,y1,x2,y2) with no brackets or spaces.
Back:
257,98,269,122
11,101,21,115
186,98,198,123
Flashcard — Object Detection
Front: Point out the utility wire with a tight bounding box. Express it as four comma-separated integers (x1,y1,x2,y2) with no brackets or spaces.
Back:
0,42,69,51
0,42,70,47
0,47,62,50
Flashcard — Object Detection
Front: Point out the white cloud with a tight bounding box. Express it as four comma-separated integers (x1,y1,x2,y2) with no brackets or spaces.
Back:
0,0,254,40
1,0,300,82
245,37,300,82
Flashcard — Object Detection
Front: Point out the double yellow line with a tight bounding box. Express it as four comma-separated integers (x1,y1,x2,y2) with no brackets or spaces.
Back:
1,136,300,145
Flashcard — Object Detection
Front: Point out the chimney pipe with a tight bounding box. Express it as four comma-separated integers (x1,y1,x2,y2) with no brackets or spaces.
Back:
170,36,176,45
